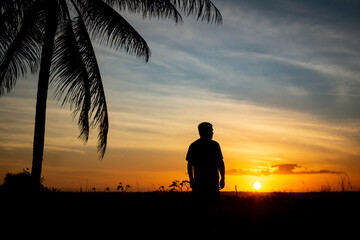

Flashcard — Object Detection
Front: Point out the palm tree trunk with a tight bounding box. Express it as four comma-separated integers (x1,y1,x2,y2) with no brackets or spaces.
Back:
31,3,58,186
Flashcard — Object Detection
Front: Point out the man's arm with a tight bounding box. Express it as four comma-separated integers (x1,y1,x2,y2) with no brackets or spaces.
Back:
216,141,225,189
219,159,225,189
187,161,195,189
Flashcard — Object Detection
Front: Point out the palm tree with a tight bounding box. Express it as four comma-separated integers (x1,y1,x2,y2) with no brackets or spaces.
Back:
0,0,222,186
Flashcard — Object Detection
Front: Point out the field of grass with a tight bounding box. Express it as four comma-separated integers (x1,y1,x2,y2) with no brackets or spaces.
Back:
2,190,359,237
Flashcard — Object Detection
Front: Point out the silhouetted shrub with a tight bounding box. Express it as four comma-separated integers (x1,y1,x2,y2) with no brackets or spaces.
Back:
169,180,190,192
1,168,58,192
117,182,131,192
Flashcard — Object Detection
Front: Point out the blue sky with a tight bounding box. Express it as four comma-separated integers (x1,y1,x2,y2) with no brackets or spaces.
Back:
1,0,360,191
112,0,360,119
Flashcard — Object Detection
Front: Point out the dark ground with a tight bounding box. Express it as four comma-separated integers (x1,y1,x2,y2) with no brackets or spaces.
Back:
1,191,359,237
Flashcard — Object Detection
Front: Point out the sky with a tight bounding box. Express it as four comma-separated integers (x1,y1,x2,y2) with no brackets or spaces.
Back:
1,0,360,191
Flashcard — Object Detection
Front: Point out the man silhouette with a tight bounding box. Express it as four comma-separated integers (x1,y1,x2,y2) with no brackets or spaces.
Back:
186,122,225,205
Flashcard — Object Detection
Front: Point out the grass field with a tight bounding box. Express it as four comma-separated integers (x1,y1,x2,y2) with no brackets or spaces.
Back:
2,190,359,237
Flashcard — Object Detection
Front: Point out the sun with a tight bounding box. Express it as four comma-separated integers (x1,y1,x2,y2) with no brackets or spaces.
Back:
253,181,261,190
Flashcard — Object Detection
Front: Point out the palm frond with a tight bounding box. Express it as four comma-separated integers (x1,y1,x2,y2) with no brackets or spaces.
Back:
51,3,108,158
0,2,45,96
72,0,151,62
0,0,37,50
0,4,19,51
170,0,222,24
72,15,109,158
103,0,183,23
0,0,34,12
50,9,91,143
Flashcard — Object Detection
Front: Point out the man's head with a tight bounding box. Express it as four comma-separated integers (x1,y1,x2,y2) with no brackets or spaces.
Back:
198,122,213,140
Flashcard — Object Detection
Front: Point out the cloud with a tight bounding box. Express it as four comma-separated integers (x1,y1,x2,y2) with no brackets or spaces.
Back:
93,0,360,121
271,164,343,175
226,163,343,176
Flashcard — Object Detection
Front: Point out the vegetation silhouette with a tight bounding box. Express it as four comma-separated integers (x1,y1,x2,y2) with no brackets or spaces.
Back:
168,179,190,192
1,188,359,236
0,0,222,187
1,168,59,192
117,181,132,192
0,170,359,235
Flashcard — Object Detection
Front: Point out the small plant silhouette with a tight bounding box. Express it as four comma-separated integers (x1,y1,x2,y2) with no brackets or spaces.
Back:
117,182,131,192
169,180,190,192
158,186,166,192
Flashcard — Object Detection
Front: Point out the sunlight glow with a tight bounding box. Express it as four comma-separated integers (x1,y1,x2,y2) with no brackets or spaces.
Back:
253,181,261,190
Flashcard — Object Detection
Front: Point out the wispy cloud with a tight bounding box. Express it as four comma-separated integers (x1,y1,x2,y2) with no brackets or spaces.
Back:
227,163,343,176
271,164,343,175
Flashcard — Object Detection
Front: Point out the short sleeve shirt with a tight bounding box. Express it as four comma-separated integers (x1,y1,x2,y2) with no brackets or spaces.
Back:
186,139,223,187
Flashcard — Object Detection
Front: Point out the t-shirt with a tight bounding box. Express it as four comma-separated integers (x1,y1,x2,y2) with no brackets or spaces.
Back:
186,138,223,189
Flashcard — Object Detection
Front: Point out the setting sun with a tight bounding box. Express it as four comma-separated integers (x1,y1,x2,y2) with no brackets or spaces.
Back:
254,181,261,190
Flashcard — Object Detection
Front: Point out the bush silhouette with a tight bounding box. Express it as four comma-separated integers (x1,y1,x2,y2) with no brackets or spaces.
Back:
169,180,190,192
1,168,57,192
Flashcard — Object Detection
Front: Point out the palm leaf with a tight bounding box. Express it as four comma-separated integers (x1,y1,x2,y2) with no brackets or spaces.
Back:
72,15,109,158
51,2,108,158
170,0,222,24
102,0,183,23
0,0,34,11
0,0,37,51
72,0,151,62
0,2,45,95
0,3,19,52
51,6,91,143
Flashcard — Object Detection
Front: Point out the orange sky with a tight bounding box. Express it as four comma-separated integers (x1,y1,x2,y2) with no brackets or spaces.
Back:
1,81,359,191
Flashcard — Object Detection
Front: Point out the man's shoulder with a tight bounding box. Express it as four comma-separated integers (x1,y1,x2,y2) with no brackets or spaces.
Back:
189,139,202,146
209,140,220,147
190,139,220,146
